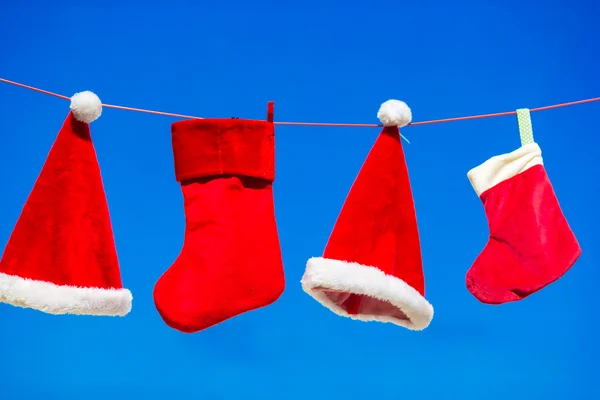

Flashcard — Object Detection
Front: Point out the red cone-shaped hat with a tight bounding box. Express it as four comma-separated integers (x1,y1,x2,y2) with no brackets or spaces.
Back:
0,91,132,316
301,100,433,330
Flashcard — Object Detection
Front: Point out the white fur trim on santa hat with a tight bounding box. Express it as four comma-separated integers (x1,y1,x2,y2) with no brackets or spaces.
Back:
0,272,132,316
301,257,433,330
70,91,102,123
467,142,543,197
377,99,412,127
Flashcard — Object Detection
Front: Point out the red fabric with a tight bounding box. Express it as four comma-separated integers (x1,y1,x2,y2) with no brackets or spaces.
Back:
153,118,285,333
267,102,274,123
0,112,123,289
467,164,581,304
320,126,425,319
171,119,275,182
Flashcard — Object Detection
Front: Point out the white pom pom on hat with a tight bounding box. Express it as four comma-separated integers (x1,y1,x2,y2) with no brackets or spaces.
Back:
70,91,102,123
377,99,412,127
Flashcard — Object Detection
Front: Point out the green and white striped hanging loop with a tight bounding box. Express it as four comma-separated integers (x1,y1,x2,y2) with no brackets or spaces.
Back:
516,108,534,146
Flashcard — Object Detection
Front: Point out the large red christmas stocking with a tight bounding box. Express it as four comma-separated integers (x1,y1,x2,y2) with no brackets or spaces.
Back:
466,142,581,304
153,118,285,333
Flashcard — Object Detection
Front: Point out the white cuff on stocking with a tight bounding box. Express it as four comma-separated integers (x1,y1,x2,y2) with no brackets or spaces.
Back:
467,142,543,197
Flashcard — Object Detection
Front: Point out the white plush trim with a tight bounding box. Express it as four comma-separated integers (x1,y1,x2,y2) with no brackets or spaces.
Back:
0,272,132,317
377,99,412,127
70,91,102,123
467,142,543,197
301,257,433,330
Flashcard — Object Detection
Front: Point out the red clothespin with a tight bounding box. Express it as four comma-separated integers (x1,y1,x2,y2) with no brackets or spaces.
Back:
267,101,274,123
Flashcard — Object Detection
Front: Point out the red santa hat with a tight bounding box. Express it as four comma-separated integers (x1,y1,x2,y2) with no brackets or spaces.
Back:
0,91,132,316
301,100,433,330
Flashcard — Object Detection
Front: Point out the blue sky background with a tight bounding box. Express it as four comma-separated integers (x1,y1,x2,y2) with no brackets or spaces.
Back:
1,1,599,398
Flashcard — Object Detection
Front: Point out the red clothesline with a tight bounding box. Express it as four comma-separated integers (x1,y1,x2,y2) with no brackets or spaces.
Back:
1,77,599,128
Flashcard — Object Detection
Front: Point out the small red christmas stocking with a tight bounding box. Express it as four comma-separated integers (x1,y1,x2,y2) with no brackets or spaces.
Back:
466,142,581,304
153,118,285,333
